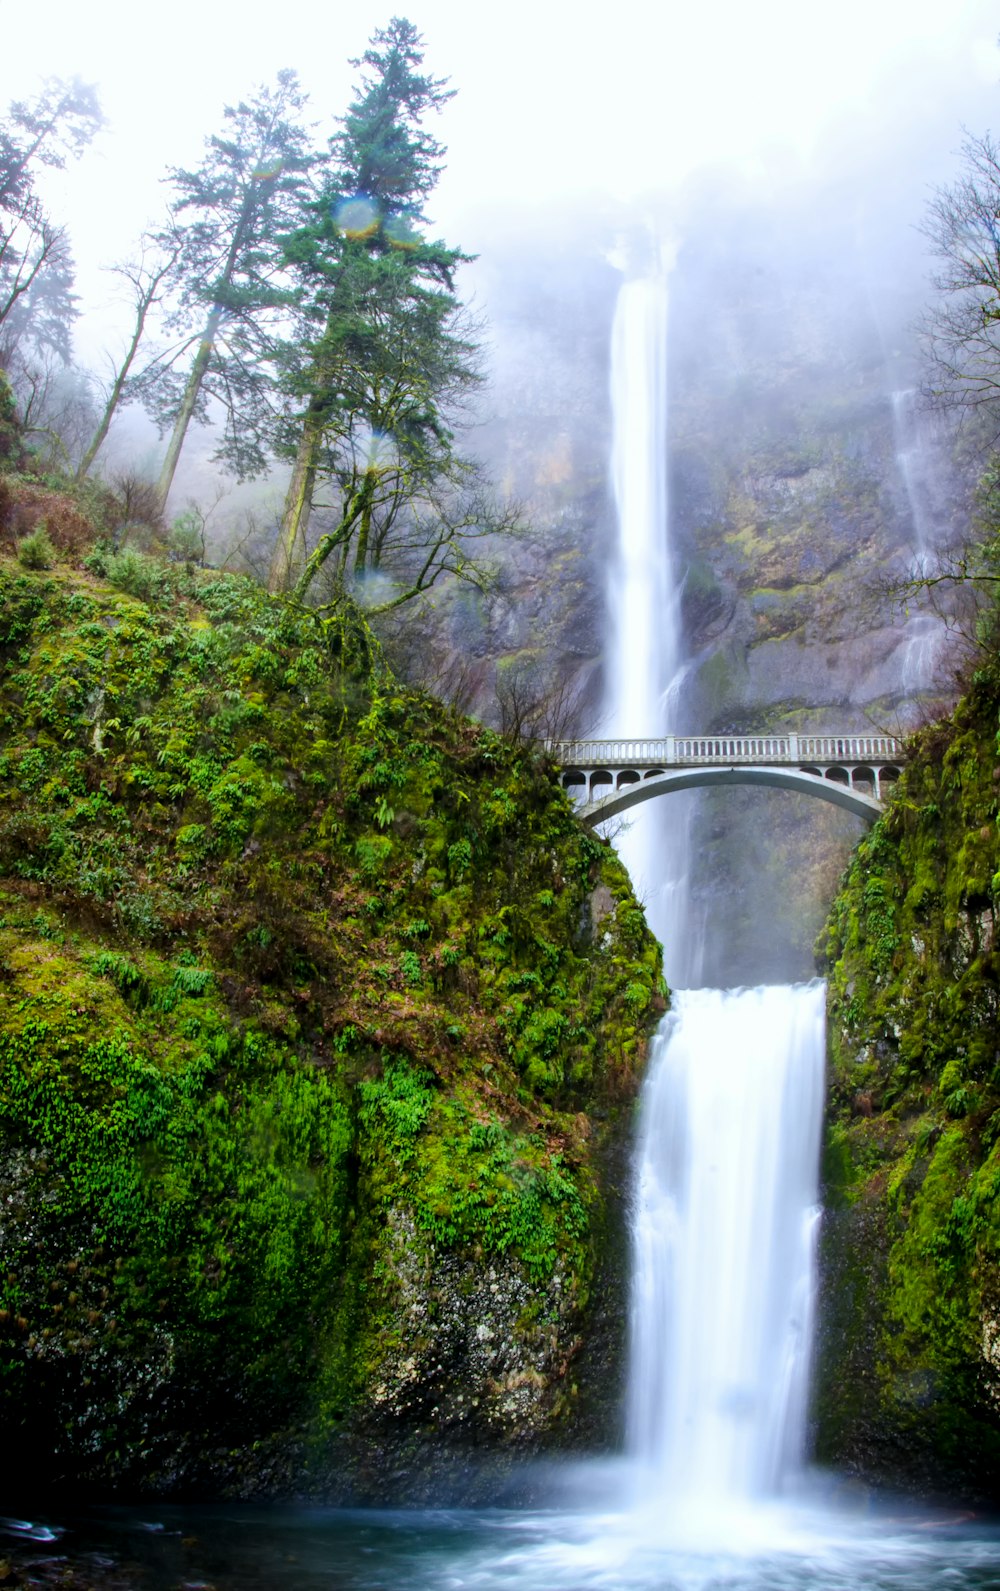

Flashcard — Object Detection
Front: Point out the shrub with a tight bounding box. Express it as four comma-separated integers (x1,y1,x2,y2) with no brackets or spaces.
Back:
16,528,55,570
102,547,166,602
40,500,95,556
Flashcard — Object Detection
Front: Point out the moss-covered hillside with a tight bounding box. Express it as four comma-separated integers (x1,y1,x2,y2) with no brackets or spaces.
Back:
0,548,663,1500
817,656,1000,1499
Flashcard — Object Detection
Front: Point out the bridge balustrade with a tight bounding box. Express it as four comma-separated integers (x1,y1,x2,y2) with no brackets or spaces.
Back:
548,733,903,767
546,730,905,826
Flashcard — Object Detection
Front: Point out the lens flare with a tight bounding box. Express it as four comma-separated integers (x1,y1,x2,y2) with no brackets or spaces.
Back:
250,159,284,181
335,193,379,238
384,214,419,249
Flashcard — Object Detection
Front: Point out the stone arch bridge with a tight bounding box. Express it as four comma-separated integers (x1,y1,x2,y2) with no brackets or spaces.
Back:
548,733,904,827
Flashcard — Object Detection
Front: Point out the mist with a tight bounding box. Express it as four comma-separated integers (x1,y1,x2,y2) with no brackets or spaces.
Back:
1,0,997,350
3,0,999,778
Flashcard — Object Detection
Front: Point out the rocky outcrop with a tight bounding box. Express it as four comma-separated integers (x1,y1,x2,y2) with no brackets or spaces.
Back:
816,648,1000,1500
0,545,663,1501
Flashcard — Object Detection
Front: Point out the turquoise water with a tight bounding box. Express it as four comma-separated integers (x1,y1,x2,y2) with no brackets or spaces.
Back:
7,1483,1000,1589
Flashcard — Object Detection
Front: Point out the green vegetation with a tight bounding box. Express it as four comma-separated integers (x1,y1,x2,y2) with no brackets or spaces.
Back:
0,529,663,1497
817,657,1000,1497
268,19,504,608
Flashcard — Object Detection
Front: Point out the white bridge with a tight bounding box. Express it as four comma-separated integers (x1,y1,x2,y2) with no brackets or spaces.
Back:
548,732,904,826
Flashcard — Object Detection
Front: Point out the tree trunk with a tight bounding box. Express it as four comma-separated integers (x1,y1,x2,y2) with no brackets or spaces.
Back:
78,333,146,482
268,412,322,593
78,248,178,481
153,308,220,516
77,356,132,480
353,468,378,573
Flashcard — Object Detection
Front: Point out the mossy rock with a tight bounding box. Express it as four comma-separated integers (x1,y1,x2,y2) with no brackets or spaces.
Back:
817,656,1000,1501
0,549,665,1500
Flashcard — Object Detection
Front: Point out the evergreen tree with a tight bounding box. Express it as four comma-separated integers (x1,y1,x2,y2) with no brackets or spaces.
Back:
145,70,314,514
0,76,102,209
267,18,487,603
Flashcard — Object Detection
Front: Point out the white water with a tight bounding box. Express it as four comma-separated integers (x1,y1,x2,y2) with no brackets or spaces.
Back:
601,267,828,1517
470,267,1000,1591
890,387,934,569
890,387,946,700
627,983,826,1508
606,274,679,738
35,251,1000,1591
604,268,699,978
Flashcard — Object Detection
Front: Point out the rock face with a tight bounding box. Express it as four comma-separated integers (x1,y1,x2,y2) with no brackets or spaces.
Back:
0,548,663,1501
449,193,970,984
817,650,1000,1501
658,202,966,983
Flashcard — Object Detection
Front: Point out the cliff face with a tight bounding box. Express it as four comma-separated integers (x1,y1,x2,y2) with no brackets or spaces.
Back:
0,548,663,1501
817,651,1000,1499
664,205,967,984
452,195,969,985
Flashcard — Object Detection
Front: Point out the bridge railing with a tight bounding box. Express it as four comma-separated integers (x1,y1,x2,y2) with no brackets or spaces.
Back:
547,733,904,768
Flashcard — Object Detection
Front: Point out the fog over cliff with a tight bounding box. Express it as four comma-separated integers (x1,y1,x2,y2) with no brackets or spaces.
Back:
454,112,998,983
5,1,1000,980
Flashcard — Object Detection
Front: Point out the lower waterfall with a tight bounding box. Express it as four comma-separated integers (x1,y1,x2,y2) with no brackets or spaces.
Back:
627,983,826,1508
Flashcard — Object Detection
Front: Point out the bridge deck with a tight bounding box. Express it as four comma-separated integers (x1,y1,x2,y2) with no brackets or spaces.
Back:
548,733,903,768
547,731,905,828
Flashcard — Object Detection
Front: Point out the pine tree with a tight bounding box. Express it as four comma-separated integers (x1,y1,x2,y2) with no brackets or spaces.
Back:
146,70,314,514
267,18,485,602
0,76,102,209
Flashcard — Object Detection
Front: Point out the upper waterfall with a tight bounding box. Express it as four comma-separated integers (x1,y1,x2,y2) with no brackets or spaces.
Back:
606,273,679,735
603,266,700,981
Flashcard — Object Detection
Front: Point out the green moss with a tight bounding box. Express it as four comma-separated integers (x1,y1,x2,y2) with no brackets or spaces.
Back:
819,655,1000,1496
0,552,664,1495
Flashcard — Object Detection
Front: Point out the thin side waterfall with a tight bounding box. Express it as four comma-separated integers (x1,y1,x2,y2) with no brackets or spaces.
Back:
627,984,826,1508
889,387,945,700
890,388,934,569
890,387,934,569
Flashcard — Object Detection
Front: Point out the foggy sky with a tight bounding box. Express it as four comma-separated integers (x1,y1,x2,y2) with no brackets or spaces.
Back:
2,0,999,344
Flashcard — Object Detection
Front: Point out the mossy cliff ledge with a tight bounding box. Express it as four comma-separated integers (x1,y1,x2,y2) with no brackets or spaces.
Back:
817,659,1000,1500
0,555,663,1501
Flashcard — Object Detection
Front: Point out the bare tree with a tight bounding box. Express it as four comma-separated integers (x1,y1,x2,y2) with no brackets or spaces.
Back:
293,476,520,615
167,481,228,565
0,78,101,370
76,230,183,480
494,654,582,747
10,350,95,469
0,198,74,362
885,130,1000,666
920,130,1000,420
878,449,1000,673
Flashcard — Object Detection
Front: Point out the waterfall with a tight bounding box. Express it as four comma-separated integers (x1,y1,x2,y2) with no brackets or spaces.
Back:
604,267,697,979
889,387,945,700
627,984,826,1506
890,387,933,569
603,269,827,1518
606,274,678,737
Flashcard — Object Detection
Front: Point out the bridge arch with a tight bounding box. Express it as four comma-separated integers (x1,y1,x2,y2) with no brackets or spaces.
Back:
550,732,903,828
571,764,886,826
